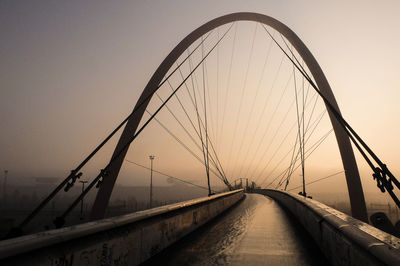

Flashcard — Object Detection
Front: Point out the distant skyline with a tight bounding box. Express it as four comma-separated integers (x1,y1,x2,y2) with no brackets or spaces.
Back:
1,1,399,205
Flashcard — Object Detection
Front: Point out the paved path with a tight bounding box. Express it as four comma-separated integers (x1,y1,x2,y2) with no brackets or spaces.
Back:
145,193,328,265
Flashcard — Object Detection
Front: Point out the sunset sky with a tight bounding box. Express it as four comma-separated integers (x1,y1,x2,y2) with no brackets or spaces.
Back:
1,0,399,205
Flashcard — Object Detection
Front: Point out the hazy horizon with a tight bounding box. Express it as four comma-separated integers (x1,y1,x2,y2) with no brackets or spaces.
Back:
1,0,400,207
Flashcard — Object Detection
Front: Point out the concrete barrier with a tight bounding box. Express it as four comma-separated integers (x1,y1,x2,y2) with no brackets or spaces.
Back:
0,189,244,266
256,189,400,266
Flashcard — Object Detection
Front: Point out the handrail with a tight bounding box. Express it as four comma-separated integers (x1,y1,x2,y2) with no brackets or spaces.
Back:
256,189,400,265
0,189,243,260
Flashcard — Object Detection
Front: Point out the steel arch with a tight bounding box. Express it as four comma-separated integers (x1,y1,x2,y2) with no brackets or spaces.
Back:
90,12,368,222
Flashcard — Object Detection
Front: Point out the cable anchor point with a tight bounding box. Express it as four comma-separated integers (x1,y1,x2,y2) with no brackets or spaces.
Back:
64,170,82,192
373,165,393,193
96,169,109,188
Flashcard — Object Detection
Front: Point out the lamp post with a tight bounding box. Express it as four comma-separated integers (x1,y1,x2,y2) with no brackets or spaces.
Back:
79,180,88,220
149,155,155,208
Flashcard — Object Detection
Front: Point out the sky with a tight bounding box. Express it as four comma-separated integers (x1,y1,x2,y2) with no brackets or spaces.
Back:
1,0,400,204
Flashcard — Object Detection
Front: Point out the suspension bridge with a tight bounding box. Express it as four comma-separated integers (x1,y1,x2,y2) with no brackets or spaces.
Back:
1,12,400,265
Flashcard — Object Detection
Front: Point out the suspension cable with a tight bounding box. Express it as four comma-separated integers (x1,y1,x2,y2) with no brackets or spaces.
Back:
147,110,226,182
253,63,315,187
253,92,318,185
287,171,345,192
184,48,230,186
251,91,299,183
254,108,325,186
219,23,238,153
261,24,400,207
292,55,305,195
238,54,284,179
53,23,234,228
154,90,202,153
259,110,329,187
227,23,258,178
173,63,226,180
265,128,333,188
243,72,293,180
201,36,212,195
235,31,274,179
14,28,215,232
125,159,212,192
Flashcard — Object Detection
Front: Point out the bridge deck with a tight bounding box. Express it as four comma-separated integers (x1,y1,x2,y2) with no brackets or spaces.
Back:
145,193,328,265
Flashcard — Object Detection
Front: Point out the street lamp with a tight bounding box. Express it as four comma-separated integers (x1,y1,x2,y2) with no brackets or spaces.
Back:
149,155,155,208
79,180,88,220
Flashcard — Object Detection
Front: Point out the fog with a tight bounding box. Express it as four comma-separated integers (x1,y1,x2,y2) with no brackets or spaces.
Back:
1,1,400,235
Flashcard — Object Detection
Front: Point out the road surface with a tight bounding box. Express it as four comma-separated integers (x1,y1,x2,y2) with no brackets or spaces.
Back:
145,193,328,265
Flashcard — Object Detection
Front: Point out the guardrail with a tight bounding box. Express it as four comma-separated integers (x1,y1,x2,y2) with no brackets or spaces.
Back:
0,189,244,266
255,189,400,266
